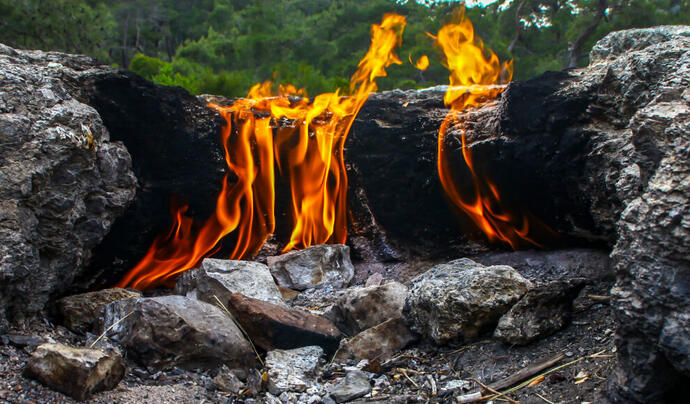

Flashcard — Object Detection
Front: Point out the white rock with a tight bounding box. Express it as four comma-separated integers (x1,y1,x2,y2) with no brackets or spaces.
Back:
267,245,354,291
175,258,285,306
266,345,323,395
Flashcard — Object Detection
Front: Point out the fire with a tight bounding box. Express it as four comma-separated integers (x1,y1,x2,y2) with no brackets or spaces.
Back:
410,54,430,70
432,8,546,249
117,14,406,289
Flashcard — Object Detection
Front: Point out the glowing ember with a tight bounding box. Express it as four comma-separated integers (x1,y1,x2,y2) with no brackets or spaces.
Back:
117,14,406,290
431,8,547,249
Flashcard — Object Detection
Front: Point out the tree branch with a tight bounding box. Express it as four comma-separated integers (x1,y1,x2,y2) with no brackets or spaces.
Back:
566,0,608,68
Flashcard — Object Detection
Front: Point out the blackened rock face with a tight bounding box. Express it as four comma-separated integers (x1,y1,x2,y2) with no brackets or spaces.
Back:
346,87,467,254
76,71,226,290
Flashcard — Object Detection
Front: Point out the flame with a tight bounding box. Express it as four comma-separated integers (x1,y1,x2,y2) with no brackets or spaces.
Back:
409,54,429,70
433,8,547,249
117,14,406,289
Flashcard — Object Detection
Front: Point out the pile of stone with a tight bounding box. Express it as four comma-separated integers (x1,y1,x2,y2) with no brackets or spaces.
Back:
21,243,610,402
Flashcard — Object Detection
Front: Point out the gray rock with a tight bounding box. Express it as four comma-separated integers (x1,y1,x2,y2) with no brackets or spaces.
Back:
329,369,371,403
98,295,254,370
24,343,125,401
175,258,284,306
267,245,354,291
346,27,690,401
494,280,586,345
213,365,244,393
0,43,136,324
333,318,416,364
404,258,532,344
594,26,690,403
329,282,407,336
58,288,141,333
266,346,323,395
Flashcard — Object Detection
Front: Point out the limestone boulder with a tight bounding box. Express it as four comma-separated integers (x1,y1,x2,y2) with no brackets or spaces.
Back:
404,258,531,344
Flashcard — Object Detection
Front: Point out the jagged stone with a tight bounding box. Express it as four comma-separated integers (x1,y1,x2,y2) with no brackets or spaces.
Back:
0,44,136,324
267,244,355,291
328,282,407,336
174,258,284,306
212,365,244,393
98,295,254,370
226,293,342,354
333,318,416,364
266,346,323,395
404,258,532,344
329,369,371,403
58,288,141,333
494,280,586,345
24,343,124,401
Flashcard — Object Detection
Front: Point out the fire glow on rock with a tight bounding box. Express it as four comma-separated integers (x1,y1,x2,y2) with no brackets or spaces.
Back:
118,10,551,290
117,14,407,290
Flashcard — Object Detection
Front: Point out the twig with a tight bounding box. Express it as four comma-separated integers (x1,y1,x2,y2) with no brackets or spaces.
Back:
89,310,134,348
426,374,437,397
213,295,264,367
488,350,611,399
457,391,483,403
469,378,519,404
483,353,564,393
401,369,420,390
536,393,555,404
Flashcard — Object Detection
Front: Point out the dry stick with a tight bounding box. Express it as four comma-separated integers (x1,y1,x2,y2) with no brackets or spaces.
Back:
401,369,420,390
426,374,438,397
469,378,519,404
489,350,612,399
485,353,565,392
213,295,264,367
536,393,556,404
89,310,134,349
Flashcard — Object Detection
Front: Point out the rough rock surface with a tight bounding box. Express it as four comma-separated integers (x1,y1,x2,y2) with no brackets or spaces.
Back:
267,244,355,291
24,343,124,401
600,27,690,402
98,295,254,370
174,258,284,306
327,282,407,336
494,280,586,345
226,293,342,354
0,44,136,324
333,317,416,364
404,258,532,344
329,369,371,403
57,288,141,333
212,365,244,394
351,27,690,401
265,346,323,395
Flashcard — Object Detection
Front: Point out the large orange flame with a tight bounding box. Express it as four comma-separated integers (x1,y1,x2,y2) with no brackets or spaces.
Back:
117,14,406,290
432,8,546,249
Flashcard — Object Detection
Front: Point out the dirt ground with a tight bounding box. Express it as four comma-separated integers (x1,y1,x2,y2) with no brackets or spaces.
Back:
0,300,615,404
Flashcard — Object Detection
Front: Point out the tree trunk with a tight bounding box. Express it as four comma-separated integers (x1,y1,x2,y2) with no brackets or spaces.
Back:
566,0,607,68
508,0,528,54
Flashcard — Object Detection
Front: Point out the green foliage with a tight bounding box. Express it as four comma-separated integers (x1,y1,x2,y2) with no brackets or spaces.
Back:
2,0,688,97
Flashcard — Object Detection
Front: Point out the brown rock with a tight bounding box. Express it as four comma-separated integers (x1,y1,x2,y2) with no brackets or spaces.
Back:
329,282,407,336
333,318,416,364
227,293,343,354
24,343,125,401
58,288,141,333
99,295,254,370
